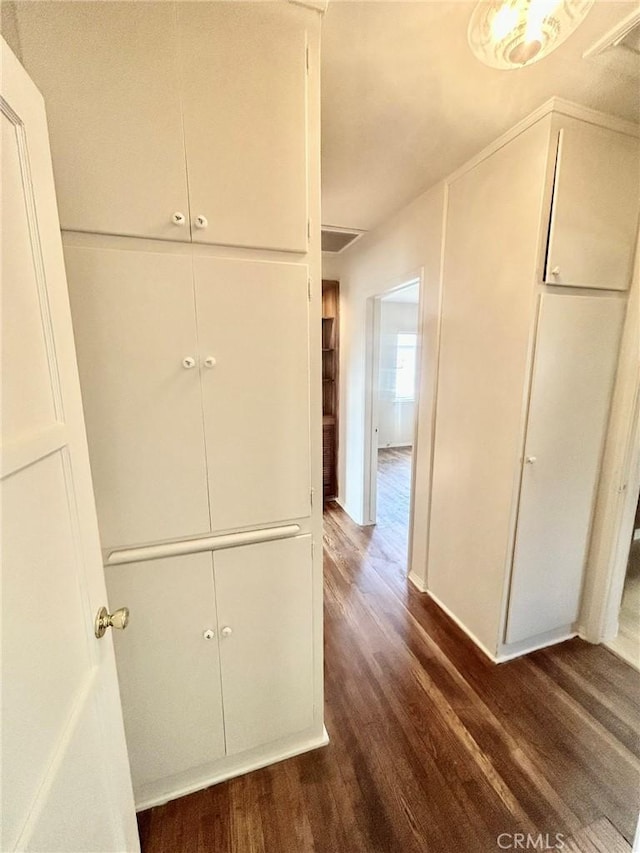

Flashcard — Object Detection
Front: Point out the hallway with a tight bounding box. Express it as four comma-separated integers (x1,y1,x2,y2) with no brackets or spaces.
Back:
137,502,640,853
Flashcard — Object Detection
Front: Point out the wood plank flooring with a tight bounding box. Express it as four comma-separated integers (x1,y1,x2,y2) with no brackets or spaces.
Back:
138,451,640,853
375,446,412,565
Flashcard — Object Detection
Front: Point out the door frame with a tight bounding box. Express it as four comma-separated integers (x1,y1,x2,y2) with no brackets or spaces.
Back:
581,228,640,649
363,273,423,569
602,380,640,645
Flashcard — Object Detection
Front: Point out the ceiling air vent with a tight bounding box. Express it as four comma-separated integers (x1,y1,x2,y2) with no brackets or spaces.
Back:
321,227,364,253
583,10,640,82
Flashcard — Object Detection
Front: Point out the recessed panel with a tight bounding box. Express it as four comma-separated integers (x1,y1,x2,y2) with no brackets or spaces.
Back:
2,452,90,849
1,111,57,445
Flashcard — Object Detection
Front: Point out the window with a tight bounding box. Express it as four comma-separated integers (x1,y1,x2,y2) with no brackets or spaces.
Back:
394,333,417,402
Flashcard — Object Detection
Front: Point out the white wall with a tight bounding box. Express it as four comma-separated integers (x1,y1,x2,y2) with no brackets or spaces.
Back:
321,251,342,281
377,300,419,448
323,182,445,588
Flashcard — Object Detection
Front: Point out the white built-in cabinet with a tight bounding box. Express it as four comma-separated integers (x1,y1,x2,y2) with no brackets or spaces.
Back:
14,2,309,251
107,536,313,803
544,119,640,290
10,0,324,809
177,4,309,252
505,293,624,644
194,257,312,534
65,247,312,551
429,106,638,660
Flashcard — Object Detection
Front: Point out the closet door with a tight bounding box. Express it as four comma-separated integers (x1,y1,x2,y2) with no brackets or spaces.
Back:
214,536,314,755
106,553,225,800
195,257,311,532
13,2,190,240
65,246,210,550
545,121,640,290
506,293,624,644
177,3,308,252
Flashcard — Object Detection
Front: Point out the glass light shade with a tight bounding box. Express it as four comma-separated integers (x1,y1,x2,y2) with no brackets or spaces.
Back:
468,0,595,69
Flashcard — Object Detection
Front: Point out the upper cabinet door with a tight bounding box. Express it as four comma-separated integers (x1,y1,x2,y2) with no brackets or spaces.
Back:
13,2,190,241
195,257,311,532
177,3,309,252
545,121,640,291
65,246,211,551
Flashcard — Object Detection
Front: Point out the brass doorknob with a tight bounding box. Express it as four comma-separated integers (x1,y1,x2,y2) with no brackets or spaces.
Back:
95,606,130,639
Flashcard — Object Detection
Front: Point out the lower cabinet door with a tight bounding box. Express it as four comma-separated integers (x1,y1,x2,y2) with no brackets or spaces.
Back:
214,535,314,755
505,293,624,644
106,553,225,797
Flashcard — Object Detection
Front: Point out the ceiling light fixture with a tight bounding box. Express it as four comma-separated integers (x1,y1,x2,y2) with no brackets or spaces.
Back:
468,0,594,69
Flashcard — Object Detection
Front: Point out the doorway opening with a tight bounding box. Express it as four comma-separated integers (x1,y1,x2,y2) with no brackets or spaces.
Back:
365,279,421,573
606,483,640,670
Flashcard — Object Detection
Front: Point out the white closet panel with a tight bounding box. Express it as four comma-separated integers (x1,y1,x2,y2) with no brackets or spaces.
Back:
106,554,225,794
506,293,624,644
545,121,640,291
13,2,190,240
427,119,551,654
214,536,314,755
195,257,311,532
177,3,308,252
65,247,210,549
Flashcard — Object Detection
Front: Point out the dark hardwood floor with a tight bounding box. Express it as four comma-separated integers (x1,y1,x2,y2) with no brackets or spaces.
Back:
138,450,640,853
375,446,412,566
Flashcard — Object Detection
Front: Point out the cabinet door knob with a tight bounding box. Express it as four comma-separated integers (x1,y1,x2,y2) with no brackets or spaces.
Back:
203,629,215,640
172,212,186,226
221,626,233,638
194,215,208,229
551,266,560,276
204,356,217,368
182,356,196,369
525,456,537,464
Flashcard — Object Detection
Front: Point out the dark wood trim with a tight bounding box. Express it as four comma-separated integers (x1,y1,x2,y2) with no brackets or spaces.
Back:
322,279,339,502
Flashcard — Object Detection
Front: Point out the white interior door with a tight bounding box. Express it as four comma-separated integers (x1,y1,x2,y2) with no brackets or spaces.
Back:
1,39,138,851
64,246,211,551
214,536,314,755
195,256,311,532
506,292,625,644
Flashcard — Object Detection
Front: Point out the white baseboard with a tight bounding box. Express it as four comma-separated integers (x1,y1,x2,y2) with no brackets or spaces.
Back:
496,627,577,663
426,589,498,662
408,570,427,592
135,726,329,812
426,590,577,664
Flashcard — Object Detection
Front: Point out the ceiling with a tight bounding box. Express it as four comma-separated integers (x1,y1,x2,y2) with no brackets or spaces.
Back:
321,1,640,233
